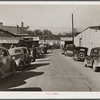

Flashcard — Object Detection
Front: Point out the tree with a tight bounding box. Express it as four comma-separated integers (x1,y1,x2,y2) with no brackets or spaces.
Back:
33,29,42,36
27,30,35,36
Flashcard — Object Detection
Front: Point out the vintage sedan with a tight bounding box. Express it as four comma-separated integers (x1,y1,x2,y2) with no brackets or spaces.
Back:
65,44,76,57
9,47,31,70
73,47,88,61
84,47,100,72
0,47,16,79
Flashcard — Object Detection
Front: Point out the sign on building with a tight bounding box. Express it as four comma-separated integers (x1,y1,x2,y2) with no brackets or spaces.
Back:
33,37,40,41
60,37,72,41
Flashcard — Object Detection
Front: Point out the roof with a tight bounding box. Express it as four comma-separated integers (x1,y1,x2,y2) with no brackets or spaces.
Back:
9,47,27,50
0,28,16,37
91,47,100,50
75,25,100,37
0,40,19,44
89,26,100,30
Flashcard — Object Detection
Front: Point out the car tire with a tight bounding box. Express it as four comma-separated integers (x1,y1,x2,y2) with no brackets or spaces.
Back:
19,61,24,71
12,62,16,77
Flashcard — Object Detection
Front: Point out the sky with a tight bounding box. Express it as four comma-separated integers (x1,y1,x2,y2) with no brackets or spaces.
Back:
0,3,100,34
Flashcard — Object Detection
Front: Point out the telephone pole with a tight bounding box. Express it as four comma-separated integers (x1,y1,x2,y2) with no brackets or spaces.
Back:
72,13,74,45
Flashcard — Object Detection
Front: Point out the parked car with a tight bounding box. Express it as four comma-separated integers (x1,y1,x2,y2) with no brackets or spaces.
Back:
84,47,100,72
73,46,88,61
65,44,76,57
9,47,31,70
41,45,48,54
0,47,16,79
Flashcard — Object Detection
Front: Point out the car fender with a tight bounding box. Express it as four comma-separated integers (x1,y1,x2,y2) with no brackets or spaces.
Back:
0,69,4,78
15,59,23,67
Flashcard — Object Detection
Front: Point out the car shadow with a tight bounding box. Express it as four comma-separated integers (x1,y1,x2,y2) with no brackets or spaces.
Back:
0,71,44,91
24,63,50,71
37,59,51,62
6,87,42,91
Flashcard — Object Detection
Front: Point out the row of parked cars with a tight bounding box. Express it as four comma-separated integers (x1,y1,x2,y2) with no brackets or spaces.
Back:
0,45,48,79
62,44,100,72
0,46,31,79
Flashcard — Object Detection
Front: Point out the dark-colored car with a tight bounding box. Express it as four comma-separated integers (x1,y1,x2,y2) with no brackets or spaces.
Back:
84,47,100,72
65,44,76,57
73,46,88,61
0,47,16,79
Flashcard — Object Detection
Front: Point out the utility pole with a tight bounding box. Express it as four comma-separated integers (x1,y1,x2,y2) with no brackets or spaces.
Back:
72,13,74,45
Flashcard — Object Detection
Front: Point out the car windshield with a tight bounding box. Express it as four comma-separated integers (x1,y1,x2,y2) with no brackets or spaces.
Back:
9,49,22,55
15,49,22,53
91,49,100,55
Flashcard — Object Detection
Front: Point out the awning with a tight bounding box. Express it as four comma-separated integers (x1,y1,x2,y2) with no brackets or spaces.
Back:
0,40,19,44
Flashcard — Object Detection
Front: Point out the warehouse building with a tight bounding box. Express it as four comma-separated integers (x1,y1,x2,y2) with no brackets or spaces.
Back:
74,26,100,54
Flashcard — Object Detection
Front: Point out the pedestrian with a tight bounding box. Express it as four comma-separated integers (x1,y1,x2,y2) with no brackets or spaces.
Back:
32,45,37,62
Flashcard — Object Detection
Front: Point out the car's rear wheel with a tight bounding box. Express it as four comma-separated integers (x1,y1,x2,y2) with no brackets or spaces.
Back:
78,52,85,59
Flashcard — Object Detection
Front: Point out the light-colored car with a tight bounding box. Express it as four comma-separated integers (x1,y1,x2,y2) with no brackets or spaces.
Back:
0,47,16,79
9,47,31,70
84,47,100,72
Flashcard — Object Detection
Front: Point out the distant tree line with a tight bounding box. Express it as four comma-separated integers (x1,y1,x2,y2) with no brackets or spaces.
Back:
27,28,80,40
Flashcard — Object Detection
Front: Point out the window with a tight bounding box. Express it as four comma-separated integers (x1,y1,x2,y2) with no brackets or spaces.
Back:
23,49,27,53
15,49,22,53
91,49,99,55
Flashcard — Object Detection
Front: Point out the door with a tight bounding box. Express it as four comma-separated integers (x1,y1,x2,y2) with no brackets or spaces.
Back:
23,48,29,64
0,49,11,76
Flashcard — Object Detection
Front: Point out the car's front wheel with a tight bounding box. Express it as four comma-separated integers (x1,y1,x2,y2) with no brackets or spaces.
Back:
19,61,24,70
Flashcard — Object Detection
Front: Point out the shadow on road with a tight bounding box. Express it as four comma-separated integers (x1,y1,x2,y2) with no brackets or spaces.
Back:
37,59,51,62
40,54,51,59
24,63,50,71
6,87,42,91
0,71,44,91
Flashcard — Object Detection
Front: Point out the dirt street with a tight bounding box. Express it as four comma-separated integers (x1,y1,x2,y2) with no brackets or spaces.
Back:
0,49,100,91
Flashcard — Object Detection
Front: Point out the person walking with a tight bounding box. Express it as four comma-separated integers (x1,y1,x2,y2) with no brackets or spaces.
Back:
32,45,37,62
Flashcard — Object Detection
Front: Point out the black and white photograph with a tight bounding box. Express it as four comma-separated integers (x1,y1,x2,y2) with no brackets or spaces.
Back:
1,1,100,98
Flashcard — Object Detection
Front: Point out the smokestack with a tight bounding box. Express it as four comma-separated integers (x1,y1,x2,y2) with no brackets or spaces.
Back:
0,22,3,29
21,22,24,28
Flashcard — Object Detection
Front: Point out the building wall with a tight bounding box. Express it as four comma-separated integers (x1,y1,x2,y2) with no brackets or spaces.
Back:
75,28,100,55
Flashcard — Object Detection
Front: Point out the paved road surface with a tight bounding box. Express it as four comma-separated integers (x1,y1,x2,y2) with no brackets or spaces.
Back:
0,49,100,91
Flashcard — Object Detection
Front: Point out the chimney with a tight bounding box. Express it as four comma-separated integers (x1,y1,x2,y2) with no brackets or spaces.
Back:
0,22,3,29
21,22,24,28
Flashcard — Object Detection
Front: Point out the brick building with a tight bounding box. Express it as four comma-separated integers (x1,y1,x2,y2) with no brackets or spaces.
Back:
0,22,29,35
